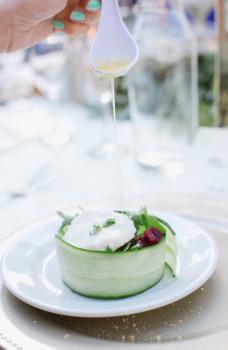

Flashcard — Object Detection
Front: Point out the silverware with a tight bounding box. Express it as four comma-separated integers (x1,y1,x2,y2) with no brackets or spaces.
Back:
0,163,51,200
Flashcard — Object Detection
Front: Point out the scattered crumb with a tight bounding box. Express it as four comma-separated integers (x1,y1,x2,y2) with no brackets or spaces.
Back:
128,335,135,342
177,335,183,341
155,335,162,342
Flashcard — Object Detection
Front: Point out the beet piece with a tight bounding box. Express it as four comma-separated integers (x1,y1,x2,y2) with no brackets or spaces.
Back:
138,227,163,247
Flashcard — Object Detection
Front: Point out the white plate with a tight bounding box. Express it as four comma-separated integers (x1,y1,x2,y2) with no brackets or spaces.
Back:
0,209,217,318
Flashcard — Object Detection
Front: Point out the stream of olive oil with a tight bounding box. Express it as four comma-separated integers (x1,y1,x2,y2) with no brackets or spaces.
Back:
110,77,123,199
110,78,117,151
95,61,130,199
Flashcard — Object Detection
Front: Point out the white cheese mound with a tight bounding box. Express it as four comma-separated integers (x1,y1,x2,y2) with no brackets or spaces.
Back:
64,210,136,251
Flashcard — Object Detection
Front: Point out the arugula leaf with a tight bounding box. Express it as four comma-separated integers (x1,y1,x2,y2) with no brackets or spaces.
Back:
131,214,144,229
146,216,166,234
154,217,176,236
136,225,146,237
131,207,166,235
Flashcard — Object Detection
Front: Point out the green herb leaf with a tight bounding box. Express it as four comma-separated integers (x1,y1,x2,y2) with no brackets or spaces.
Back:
131,214,144,229
90,218,116,235
57,211,74,224
57,211,75,237
103,218,116,228
114,210,133,218
146,216,166,234
90,224,102,235
131,207,167,235
154,217,176,236
140,207,151,227
136,225,146,237
78,205,85,212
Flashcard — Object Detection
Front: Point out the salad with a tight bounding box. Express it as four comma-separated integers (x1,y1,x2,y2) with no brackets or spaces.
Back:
56,207,177,299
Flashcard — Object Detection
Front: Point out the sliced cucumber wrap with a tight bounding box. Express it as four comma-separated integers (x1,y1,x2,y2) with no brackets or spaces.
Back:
165,227,177,276
56,236,166,299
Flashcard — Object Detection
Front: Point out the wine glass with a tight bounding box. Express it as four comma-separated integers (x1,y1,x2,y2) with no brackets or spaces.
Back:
29,34,75,147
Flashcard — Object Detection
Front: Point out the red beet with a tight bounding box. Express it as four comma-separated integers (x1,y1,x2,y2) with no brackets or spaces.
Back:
138,227,163,247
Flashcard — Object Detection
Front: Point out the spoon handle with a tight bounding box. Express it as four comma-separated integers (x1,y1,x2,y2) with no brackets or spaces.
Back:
99,0,121,27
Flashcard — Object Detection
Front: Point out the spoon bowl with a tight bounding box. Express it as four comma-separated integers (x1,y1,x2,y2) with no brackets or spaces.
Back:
89,0,139,77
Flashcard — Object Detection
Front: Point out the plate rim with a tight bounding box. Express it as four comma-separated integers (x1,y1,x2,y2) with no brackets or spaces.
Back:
0,209,218,318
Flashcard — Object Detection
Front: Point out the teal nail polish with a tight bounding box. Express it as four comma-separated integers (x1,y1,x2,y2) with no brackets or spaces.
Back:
86,0,101,11
70,11,86,21
53,20,64,30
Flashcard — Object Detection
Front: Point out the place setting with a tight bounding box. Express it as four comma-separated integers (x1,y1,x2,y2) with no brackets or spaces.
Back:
0,0,227,349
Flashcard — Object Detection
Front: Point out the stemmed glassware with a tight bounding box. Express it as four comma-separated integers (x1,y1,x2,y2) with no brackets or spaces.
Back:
129,0,198,177
28,34,74,147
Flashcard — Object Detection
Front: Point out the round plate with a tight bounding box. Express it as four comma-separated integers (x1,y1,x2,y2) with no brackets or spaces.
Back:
1,209,217,318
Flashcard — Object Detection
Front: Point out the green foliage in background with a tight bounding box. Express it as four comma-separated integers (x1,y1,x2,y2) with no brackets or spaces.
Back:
198,54,215,127
113,54,216,126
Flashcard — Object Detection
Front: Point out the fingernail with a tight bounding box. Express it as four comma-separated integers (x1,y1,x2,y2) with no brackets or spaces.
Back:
70,11,86,21
53,20,64,30
86,0,101,11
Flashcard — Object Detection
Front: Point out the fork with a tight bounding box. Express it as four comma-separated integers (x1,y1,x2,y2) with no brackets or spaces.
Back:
0,163,51,200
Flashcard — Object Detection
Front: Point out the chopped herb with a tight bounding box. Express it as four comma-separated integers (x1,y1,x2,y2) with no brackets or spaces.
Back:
57,211,74,224
90,218,116,235
114,210,133,218
103,218,116,228
78,205,85,212
90,224,102,235
57,211,75,237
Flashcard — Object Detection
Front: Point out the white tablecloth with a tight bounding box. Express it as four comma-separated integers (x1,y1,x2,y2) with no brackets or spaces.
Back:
0,101,228,238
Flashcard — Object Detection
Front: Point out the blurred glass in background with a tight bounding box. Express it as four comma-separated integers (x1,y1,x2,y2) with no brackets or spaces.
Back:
0,0,226,160
28,34,74,147
128,0,198,175
0,34,76,152
65,27,129,158
215,0,228,127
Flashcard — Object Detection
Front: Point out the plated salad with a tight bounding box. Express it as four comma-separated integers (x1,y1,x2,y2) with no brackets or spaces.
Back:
55,207,177,299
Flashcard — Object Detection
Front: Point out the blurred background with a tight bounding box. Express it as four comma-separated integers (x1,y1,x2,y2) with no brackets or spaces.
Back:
0,0,220,124
0,0,228,230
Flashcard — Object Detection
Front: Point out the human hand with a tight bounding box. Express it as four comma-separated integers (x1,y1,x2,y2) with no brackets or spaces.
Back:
1,0,100,52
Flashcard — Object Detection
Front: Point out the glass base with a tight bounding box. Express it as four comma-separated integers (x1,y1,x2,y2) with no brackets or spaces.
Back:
88,141,128,158
137,149,185,178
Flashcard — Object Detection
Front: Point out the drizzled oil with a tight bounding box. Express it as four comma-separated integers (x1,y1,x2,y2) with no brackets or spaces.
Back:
95,60,130,77
95,61,130,198
110,76,122,199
